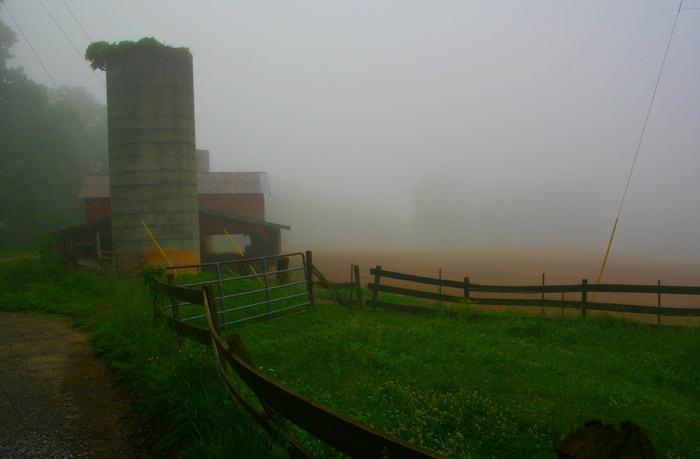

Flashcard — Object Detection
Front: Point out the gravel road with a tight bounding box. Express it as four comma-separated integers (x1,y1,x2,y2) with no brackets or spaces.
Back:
0,312,152,458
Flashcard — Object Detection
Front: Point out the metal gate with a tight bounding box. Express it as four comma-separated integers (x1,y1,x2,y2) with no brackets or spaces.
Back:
165,252,311,329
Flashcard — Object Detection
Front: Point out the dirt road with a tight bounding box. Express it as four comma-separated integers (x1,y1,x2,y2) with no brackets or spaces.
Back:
0,312,151,458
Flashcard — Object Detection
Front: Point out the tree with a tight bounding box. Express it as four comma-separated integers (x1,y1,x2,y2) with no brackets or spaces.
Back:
0,11,107,250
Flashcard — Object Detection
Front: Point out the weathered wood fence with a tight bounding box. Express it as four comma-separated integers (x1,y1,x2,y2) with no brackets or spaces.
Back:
367,266,700,321
312,263,364,308
151,277,447,459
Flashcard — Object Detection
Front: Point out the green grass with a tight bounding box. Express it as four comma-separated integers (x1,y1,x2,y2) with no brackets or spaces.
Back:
0,256,284,458
2,255,699,458
233,304,700,458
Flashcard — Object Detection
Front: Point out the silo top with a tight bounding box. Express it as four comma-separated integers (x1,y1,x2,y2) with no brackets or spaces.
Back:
106,44,196,146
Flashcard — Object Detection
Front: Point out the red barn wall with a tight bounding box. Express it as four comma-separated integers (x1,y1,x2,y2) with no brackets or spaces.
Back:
198,194,264,218
85,198,111,222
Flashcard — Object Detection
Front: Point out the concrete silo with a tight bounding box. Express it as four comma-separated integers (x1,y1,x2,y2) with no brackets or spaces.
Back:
107,45,200,267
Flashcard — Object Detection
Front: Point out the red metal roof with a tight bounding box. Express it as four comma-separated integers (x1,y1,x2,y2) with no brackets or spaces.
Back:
197,172,270,194
77,172,270,198
77,175,110,199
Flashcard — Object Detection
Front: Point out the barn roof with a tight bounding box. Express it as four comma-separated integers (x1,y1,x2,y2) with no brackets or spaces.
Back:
77,175,110,199
198,172,270,194
77,172,271,198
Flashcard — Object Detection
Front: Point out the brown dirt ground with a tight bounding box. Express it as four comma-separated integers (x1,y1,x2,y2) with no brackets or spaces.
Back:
0,312,154,458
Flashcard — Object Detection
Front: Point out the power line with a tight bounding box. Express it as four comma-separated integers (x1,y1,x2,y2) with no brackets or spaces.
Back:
3,2,107,165
594,0,685,294
615,0,683,220
38,0,105,88
62,0,94,43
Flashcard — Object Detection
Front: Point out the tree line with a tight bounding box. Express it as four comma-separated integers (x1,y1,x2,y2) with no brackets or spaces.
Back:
0,10,107,251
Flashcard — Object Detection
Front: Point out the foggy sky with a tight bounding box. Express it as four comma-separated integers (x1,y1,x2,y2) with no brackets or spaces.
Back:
2,1,699,263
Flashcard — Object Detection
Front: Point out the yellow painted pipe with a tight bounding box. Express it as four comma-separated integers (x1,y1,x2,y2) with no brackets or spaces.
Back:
142,220,178,276
592,218,618,302
224,229,264,286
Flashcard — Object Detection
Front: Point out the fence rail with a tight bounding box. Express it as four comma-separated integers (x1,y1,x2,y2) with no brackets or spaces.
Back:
151,278,447,459
368,266,700,320
99,251,144,280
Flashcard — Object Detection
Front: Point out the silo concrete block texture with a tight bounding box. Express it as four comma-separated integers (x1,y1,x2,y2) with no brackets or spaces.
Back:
107,45,201,267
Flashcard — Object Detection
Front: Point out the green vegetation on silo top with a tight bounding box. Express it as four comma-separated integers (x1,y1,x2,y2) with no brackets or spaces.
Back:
85,37,189,71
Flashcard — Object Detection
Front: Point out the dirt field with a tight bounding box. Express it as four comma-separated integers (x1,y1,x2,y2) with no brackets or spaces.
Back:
290,246,700,324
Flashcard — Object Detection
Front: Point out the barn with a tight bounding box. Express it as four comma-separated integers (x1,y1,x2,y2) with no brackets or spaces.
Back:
54,42,290,272
56,155,289,268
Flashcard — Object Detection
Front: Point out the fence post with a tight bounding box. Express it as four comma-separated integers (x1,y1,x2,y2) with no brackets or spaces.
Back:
541,273,546,315
581,279,588,318
204,284,220,334
215,262,227,329
167,274,180,318
657,280,661,326
463,277,470,301
167,274,184,348
354,264,364,308
350,263,354,302
371,266,382,311
276,257,290,284
561,291,565,317
306,251,314,309
264,260,272,320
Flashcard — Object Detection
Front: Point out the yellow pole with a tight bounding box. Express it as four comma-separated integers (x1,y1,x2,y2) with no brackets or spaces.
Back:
224,228,245,258
592,218,618,302
223,229,264,286
142,220,178,276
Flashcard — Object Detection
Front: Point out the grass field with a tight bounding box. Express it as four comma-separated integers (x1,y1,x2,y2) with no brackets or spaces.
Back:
233,303,700,458
2,249,699,457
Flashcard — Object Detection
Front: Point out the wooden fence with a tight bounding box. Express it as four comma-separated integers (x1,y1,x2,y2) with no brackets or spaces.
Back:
151,277,447,459
367,266,700,321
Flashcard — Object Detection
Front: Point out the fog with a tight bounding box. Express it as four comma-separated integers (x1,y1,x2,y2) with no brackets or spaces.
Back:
3,1,699,264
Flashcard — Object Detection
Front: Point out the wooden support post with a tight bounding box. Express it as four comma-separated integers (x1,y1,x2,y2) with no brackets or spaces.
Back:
463,277,470,301
371,266,382,311
313,266,352,309
305,251,314,309
581,279,588,318
226,334,255,367
204,284,220,333
354,264,364,308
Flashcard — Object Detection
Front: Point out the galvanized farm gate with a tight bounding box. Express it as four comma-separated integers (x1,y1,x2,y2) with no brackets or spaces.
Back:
165,252,312,329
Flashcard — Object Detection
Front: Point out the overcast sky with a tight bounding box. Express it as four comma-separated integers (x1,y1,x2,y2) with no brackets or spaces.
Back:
2,1,699,263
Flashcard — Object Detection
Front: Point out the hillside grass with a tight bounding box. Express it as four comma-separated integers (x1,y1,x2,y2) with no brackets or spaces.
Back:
1,254,698,458
232,304,700,458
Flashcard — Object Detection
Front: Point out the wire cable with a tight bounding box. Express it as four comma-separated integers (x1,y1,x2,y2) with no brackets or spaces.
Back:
616,1,683,220
3,2,107,165
62,0,94,43
39,0,105,88
594,0,684,297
